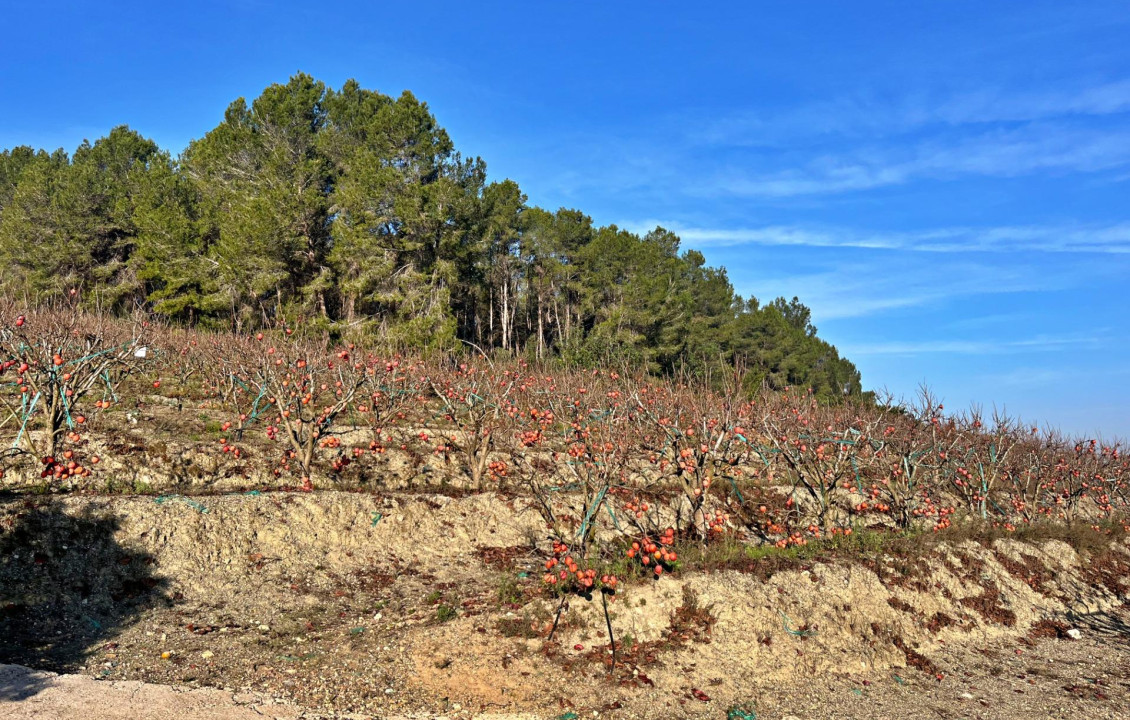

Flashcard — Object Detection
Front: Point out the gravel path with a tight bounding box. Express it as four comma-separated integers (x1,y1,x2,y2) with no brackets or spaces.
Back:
744,611,1130,720
0,664,304,719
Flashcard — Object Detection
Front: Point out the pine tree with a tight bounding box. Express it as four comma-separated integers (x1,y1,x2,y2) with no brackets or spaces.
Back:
0,73,869,399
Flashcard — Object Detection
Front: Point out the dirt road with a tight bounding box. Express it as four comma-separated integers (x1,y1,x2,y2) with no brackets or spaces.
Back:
0,663,548,720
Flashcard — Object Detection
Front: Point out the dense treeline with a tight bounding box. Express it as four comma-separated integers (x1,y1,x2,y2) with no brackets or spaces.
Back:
0,73,864,399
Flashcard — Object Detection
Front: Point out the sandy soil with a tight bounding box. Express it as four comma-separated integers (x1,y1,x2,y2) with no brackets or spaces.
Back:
1,491,1129,719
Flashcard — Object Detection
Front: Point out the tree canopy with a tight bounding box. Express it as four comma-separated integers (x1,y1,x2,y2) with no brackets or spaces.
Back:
0,73,866,400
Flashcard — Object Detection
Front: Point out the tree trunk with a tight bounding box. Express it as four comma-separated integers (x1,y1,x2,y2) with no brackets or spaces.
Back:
501,278,510,353
537,294,545,361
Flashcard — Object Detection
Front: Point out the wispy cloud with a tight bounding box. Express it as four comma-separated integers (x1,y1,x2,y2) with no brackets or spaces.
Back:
502,81,1130,203
705,124,1130,197
734,260,1064,320
941,312,1038,331
984,367,1069,386
693,79,1130,147
932,80,1130,125
841,334,1105,357
666,80,1130,197
629,221,1130,255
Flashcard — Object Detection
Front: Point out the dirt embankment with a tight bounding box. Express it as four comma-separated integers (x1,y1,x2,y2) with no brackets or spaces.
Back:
1,491,1129,719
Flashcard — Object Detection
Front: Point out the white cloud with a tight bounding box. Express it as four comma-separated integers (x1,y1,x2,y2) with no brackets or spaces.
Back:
706,124,1130,197
693,79,1130,147
934,80,1130,125
495,81,1130,203
842,334,1104,357
732,260,1060,321
628,221,1130,255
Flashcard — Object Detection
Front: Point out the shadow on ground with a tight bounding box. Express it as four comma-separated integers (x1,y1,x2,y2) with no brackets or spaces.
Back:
0,498,170,700
1071,608,1130,649
0,664,56,702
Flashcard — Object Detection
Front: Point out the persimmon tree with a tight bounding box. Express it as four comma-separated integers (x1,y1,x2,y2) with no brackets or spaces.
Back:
430,359,517,490
868,388,961,530
760,390,885,533
516,371,638,555
0,300,148,485
1051,437,1128,522
227,335,364,490
946,406,1021,520
353,355,426,468
1006,427,1057,524
508,370,647,671
628,372,748,541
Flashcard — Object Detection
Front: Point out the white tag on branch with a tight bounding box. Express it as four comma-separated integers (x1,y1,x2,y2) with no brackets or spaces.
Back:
133,346,148,358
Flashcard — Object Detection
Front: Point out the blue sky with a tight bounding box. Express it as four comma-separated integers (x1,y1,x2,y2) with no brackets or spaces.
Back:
2,1,1128,438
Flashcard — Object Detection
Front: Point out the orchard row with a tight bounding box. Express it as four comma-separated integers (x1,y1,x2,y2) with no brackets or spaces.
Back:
2,301,1127,576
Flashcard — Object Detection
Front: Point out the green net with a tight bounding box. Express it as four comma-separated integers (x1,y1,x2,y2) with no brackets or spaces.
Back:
727,703,757,720
153,494,209,513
